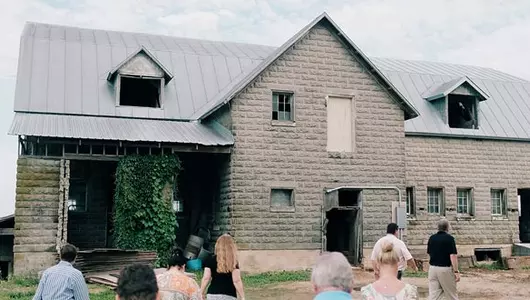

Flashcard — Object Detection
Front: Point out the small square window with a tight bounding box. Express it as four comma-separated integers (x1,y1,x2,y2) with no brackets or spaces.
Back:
272,92,294,121
68,180,87,212
427,188,443,215
271,189,294,209
406,187,415,217
491,189,507,217
457,188,473,215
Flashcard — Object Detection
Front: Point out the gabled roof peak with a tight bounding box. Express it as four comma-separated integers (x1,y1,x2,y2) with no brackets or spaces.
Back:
107,46,173,83
194,11,419,120
422,76,489,101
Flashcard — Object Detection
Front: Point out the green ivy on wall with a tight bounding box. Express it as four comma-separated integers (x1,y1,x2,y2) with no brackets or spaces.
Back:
114,155,181,265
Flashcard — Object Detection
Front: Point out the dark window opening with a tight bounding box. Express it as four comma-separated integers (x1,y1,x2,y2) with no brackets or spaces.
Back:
47,144,63,156
78,144,90,154
119,77,161,108
104,145,117,156
474,248,501,262
92,145,104,155
338,190,360,207
406,187,415,216
272,92,293,121
65,144,77,154
448,95,477,129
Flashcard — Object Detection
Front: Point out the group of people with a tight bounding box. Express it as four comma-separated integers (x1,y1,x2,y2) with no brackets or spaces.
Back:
33,220,459,300
33,234,245,300
313,219,460,300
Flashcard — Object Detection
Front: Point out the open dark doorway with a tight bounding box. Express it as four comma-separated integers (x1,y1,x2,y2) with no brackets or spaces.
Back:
67,160,118,249
324,189,362,265
518,189,530,243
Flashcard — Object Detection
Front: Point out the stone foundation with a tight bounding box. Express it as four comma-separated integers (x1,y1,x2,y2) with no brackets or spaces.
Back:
238,250,320,273
13,158,61,276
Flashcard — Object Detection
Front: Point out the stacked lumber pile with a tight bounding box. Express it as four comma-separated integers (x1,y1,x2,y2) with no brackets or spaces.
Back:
86,268,197,288
74,248,157,275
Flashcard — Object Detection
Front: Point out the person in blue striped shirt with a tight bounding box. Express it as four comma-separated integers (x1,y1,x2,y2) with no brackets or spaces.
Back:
33,243,90,300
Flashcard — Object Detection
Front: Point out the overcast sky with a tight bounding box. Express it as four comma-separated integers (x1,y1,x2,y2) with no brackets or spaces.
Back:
1,0,530,217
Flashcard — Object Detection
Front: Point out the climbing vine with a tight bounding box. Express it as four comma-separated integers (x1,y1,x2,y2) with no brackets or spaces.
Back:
114,155,181,265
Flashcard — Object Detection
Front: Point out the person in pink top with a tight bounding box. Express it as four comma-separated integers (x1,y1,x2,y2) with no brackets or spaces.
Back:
371,223,418,280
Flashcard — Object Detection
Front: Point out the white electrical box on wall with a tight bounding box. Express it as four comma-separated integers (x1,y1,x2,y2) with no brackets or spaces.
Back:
396,207,407,229
518,195,522,217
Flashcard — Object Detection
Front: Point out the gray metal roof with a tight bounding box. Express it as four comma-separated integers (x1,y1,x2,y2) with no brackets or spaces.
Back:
195,12,419,120
371,58,530,140
9,113,234,146
422,76,489,101
13,18,530,142
15,22,275,120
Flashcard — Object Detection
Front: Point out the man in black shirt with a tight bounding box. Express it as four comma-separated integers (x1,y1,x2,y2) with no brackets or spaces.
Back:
427,219,460,300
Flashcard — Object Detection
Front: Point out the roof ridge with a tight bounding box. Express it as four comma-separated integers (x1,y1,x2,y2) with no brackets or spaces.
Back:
23,21,277,49
372,57,529,83
23,22,528,83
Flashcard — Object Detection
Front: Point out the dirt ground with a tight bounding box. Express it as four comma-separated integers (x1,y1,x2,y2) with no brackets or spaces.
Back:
246,269,530,299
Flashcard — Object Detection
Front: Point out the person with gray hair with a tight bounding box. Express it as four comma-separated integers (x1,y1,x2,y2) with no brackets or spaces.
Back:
311,252,353,300
427,218,459,300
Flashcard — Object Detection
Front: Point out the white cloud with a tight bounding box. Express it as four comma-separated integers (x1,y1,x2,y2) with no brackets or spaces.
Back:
0,0,529,216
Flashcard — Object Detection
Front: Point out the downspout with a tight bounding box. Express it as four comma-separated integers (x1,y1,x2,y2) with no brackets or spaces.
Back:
324,186,404,239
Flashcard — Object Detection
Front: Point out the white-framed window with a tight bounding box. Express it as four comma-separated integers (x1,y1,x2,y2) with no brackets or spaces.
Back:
406,187,415,217
491,189,507,217
427,188,443,214
272,92,294,121
457,188,473,215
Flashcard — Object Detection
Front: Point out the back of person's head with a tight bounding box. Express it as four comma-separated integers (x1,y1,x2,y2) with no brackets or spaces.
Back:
311,252,353,294
215,233,238,273
116,264,158,300
386,223,399,235
438,218,450,232
377,242,400,267
167,248,188,269
60,243,78,263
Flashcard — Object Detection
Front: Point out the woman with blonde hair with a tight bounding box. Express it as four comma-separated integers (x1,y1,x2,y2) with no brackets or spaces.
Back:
361,242,418,299
200,234,245,300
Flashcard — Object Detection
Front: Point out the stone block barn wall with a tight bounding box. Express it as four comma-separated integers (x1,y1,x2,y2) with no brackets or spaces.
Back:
14,158,60,276
405,136,522,253
216,21,407,257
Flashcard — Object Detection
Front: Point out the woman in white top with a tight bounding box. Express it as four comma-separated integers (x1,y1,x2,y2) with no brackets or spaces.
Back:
361,242,418,300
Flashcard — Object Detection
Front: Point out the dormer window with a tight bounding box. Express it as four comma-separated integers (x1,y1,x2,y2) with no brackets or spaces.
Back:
448,94,477,129
422,76,489,130
107,46,173,109
119,76,162,108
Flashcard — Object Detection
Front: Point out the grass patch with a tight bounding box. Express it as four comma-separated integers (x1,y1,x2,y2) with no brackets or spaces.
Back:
7,277,39,287
474,261,506,271
190,269,311,288
403,270,428,278
242,270,311,288
0,270,311,299
521,266,530,270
